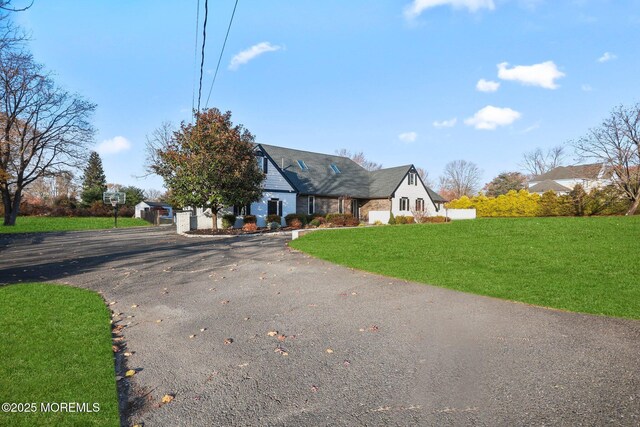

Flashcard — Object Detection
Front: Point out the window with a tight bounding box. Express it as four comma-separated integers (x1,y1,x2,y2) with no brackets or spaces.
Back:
400,197,410,211
308,196,315,215
408,172,417,186
233,204,251,216
330,164,341,174
297,160,308,171
415,198,424,212
338,198,345,214
256,155,268,173
267,198,282,216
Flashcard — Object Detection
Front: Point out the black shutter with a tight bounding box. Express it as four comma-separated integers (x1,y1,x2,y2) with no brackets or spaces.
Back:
278,201,283,217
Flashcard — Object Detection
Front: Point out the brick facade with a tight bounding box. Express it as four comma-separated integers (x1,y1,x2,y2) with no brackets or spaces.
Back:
360,198,391,220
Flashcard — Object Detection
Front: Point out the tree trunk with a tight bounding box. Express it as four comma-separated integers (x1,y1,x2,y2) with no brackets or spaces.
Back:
211,210,218,231
2,188,18,226
626,196,640,215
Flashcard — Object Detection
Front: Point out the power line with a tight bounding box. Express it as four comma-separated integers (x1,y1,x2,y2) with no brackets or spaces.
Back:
205,0,238,109
196,0,208,112
191,0,200,113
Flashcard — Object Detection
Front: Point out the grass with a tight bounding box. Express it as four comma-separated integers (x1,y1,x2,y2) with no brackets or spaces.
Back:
0,284,119,427
0,216,150,234
290,216,640,319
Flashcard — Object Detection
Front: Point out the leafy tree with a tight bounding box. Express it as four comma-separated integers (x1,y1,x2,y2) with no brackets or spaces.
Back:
120,185,145,207
538,191,560,217
484,171,527,197
147,108,264,230
572,103,640,215
569,184,587,216
80,152,107,207
438,160,482,199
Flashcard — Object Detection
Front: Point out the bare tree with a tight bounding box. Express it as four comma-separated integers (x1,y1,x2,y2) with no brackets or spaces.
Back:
0,51,95,225
416,167,434,188
573,103,640,215
438,160,482,199
521,145,566,177
335,148,383,171
144,188,163,201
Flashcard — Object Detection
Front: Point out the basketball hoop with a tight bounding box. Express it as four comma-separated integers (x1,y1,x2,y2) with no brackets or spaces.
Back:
110,199,118,207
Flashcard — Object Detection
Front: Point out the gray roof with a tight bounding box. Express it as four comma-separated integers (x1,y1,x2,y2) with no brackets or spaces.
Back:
528,180,571,193
142,201,172,208
258,144,445,201
532,163,610,181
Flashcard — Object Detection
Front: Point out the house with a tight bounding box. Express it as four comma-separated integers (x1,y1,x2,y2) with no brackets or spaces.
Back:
134,201,174,220
222,144,446,227
528,163,612,195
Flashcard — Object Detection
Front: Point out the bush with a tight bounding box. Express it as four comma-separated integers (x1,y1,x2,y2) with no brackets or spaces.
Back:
266,214,281,224
388,212,396,225
290,218,303,229
269,221,281,230
374,220,383,226
242,222,258,232
309,217,326,227
88,201,111,217
326,213,353,226
345,216,360,227
222,214,237,229
420,216,450,223
285,213,307,226
395,215,414,225
243,214,257,224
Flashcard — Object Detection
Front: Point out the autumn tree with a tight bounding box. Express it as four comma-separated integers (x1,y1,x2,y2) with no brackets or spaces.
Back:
572,103,640,215
80,152,107,206
484,171,527,197
438,160,482,199
335,148,383,171
147,108,264,230
521,145,565,177
1,39,95,225
416,167,434,188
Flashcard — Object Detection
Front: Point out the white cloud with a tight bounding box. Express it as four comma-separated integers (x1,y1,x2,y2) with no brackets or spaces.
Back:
398,131,418,143
476,79,500,92
497,61,565,89
521,121,541,134
581,84,592,92
404,0,495,19
597,52,617,63
97,136,131,155
464,105,521,130
433,118,457,128
229,42,282,70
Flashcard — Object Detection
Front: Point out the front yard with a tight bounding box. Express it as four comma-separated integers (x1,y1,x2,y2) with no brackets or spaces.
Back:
0,216,150,234
289,216,640,319
0,284,120,426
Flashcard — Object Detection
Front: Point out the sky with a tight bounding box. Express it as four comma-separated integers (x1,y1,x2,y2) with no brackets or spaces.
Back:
12,0,640,192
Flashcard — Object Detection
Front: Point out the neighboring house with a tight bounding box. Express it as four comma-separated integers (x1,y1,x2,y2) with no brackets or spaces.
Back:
135,201,173,219
221,144,446,226
528,163,612,195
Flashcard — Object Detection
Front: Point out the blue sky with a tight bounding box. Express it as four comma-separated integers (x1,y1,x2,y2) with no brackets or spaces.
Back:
14,0,640,191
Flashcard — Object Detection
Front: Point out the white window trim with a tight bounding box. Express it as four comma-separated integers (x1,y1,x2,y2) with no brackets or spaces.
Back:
308,196,315,215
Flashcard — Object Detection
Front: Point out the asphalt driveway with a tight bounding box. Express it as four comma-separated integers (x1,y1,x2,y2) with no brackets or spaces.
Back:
1,227,638,426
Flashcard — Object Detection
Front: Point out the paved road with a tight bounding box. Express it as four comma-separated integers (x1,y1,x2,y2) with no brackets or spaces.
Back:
1,227,639,426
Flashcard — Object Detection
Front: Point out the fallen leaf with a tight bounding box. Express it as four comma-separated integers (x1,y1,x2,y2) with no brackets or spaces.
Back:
109,301,116,306
369,325,379,332
325,348,334,354
351,292,358,296
343,360,351,367
220,300,230,305
277,335,287,342
224,338,233,345
125,369,136,377
267,331,278,337
124,352,133,357
189,334,196,339
274,347,289,356
156,319,162,323
359,328,365,332
161,394,175,404
310,385,318,393
131,304,138,308
116,376,124,381
112,345,119,353
200,328,207,332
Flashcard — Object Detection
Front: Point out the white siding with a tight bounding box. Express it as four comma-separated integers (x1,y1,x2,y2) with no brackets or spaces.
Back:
261,155,295,192
134,202,150,218
391,173,437,216
251,191,297,227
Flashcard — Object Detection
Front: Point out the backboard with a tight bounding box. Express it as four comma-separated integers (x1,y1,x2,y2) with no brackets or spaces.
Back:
103,191,126,205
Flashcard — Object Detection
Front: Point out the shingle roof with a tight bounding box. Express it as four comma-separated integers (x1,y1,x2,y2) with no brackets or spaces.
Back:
532,163,610,181
258,144,446,202
528,180,571,193
427,187,448,203
142,201,172,208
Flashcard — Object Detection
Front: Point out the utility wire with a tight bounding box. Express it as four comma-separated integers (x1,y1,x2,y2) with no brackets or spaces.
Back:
205,0,238,109
196,0,208,112
191,0,200,114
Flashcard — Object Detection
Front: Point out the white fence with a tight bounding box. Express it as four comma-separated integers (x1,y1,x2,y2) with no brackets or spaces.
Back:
444,208,476,220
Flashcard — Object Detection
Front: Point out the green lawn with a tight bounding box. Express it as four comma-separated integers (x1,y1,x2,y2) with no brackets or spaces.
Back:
290,217,640,319
0,216,150,234
0,284,120,427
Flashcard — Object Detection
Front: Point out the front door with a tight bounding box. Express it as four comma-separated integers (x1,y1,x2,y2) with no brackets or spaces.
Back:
351,199,359,219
